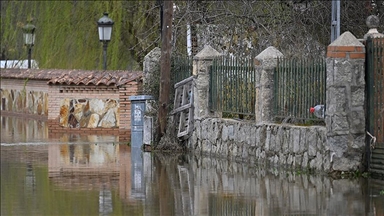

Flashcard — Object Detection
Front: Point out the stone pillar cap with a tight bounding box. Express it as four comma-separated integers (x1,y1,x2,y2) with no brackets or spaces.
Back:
144,47,161,59
194,45,222,60
364,15,384,39
255,46,283,60
329,31,364,47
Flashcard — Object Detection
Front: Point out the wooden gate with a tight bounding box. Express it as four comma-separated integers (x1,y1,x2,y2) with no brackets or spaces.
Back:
171,76,194,140
366,37,384,176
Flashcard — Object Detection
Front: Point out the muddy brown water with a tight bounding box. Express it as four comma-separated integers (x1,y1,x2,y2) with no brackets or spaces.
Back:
1,116,383,216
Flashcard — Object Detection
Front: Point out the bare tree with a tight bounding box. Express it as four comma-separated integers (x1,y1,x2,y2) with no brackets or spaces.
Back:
171,0,382,58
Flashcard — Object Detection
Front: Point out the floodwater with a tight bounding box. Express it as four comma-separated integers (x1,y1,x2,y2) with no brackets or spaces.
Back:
1,116,384,216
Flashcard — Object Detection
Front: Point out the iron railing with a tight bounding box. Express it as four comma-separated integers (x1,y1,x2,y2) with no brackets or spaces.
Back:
274,58,326,124
170,55,193,107
366,37,384,146
209,56,256,119
171,56,193,86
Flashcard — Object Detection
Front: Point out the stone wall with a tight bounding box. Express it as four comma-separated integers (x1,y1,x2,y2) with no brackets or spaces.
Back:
188,32,367,173
58,98,119,128
189,118,329,172
48,85,120,128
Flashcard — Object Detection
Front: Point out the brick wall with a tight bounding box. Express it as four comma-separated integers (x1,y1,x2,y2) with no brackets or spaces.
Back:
119,81,141,142
47,123,120,138
1,78,48,92
1,77,142,141
326,46,365,59
47,85,120,120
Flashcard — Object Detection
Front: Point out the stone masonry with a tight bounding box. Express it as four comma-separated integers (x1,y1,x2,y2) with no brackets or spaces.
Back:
325,31,366,171
254,46,284,124
188,32,368,173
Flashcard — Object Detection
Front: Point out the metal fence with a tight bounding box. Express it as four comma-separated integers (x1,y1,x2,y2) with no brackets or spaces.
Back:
170,55,193,107
171,56,193,86
274,58,326,123
209,56,256,119
366,37,384,146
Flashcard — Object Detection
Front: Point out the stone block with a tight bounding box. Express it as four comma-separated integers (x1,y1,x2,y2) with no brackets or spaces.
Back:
89,99,105,116
292,128,301,153
287,154,293,166
237,124,247,143
98,108,117,128
269,126,277,152
350,134,365,149
208,119,221,143
221,124,229,141
352,63,365,85
309,152,323,170
330,115,349,132
327,135,350,157
351,86,365,107
302,152,309,168
279,152,286,166
332,154,360,171
265,126,271,151
333,60,353,85
275,126,283,152
88,113,100,128
347,110,365,134
282,128,290,154
249,126,257,146
322,151,331,172
195,120,201,139
201,120,208,140
326,87,347,115
228,125,235,140
202,139,211,154
294,155,302,168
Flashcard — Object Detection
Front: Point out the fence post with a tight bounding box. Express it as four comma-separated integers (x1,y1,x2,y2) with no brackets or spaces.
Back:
254,46,284,124
143,47,161,91
326,31,366,171
193,45,222,119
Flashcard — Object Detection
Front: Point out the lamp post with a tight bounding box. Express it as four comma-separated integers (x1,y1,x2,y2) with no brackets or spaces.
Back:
22,21,36,69
97,12,114,70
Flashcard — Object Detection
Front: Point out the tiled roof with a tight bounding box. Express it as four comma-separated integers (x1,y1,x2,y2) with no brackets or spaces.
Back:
0,69,143,86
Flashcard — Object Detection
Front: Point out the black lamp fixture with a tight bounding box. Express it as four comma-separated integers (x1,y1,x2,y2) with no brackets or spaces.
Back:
97,12,114,70
22,21,36,69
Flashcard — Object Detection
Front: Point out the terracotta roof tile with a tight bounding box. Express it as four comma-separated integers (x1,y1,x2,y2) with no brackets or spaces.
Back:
0,68,143,86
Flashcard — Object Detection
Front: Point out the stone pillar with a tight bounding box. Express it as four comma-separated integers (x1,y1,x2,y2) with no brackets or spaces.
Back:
192,45,222,119
254,46,284,124
363,15,384,40
143,47,161,90
326,31,366,171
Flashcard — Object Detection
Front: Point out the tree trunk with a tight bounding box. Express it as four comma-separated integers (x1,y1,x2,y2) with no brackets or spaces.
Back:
157,0,173,140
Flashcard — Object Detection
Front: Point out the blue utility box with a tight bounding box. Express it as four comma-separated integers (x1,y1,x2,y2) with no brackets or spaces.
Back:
129,95,153,148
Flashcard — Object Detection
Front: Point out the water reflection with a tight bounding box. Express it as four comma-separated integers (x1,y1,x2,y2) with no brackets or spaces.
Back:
1,115,384,216
131,147,146,199
48,144,119,178
1,115,48,144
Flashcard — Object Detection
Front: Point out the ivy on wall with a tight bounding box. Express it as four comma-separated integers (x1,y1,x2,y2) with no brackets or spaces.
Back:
1,1,160,70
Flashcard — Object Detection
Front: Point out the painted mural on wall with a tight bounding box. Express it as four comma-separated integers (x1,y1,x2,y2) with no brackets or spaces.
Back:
59,98,120,128
0,88,48,115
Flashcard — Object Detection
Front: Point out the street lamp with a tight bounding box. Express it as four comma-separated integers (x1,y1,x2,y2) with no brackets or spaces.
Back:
22,21,36,69
97,12,114,70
